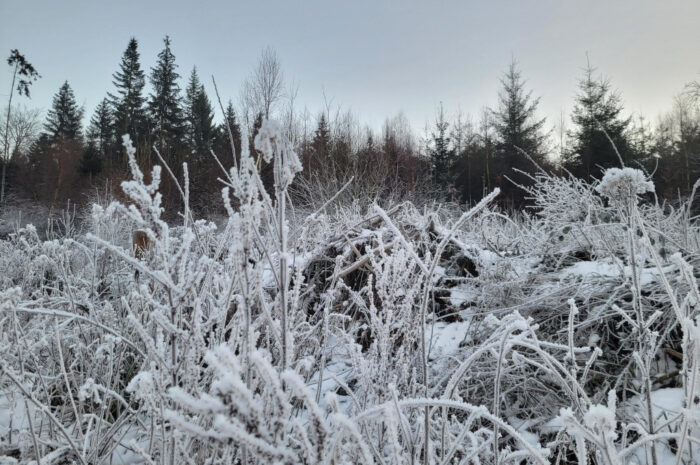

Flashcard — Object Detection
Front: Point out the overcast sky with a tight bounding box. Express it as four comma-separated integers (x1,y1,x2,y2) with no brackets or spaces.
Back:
1,0,699,134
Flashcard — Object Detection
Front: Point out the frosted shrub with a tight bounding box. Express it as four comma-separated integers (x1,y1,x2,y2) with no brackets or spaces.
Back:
595,167,655,205
1,126,699,465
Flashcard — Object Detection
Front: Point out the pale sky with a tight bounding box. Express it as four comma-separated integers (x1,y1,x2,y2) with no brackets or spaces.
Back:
1,0,699,134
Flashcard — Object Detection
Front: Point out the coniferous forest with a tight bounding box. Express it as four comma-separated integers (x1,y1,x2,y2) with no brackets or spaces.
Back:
2,38,699,229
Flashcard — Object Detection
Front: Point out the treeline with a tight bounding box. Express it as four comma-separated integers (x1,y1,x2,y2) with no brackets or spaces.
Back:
1,38,699,218
426,62,700,206
3,38,246,217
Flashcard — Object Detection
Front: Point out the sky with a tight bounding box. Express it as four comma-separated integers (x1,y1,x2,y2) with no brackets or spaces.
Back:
1,0,699,135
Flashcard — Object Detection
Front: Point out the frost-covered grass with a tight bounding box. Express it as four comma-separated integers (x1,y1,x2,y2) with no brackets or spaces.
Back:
0,120,699,464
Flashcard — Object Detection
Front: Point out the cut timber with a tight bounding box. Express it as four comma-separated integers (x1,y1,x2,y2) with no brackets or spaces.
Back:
336,241,396,279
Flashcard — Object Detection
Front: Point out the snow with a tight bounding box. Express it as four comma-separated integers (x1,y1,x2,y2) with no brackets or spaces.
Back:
584,404,616,432
429,320,473,358
596,167,655,201
508,416,542,448
562,259,673,287
624,387,700,465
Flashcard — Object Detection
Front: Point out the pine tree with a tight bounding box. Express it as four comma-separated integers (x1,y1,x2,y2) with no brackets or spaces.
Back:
565,62,632,181
148,35,183,158
184,67,217,160
492,60,548,203
428,103,454,189
45,81,84,141
87,98,114,167
109,38,147,143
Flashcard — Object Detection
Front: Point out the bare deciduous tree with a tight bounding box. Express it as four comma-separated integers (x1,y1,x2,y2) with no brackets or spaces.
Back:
686,79,700,102
0,106,41,160
2,49,40,206
0,106,41,204
240,47,285,130
283,81,300,144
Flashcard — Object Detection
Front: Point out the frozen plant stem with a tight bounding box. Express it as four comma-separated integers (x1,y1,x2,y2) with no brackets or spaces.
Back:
377,188,500,465
625,196,658,465
279,177,288,370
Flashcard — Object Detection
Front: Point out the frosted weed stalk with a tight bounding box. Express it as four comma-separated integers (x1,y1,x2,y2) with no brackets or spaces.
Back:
1,121,699,464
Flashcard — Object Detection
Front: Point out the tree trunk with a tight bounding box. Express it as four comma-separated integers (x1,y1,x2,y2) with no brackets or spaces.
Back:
0,160,6,207
1,64,18,208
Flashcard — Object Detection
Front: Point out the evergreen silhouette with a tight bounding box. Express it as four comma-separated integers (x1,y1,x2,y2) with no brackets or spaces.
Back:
428,103,454,189
45,81,84,141
148,35,183,160
312,113,331,169
492,60,548,203
109,38,148,146
222,100,242,161
564,61,632,181
184,67,217,160
87,98,114,168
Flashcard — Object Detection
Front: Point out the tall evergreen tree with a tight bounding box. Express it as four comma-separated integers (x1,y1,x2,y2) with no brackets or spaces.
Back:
222,100,242,161
45,81,84,141
184,67,200,152
87,98,114,166
226,100,242,157
38,83,83,211
492,60,548,203
148,35,183,157
312,113,331,165
565,62,632,181
109,38,147,143
428,103,454,189
184,67,217,160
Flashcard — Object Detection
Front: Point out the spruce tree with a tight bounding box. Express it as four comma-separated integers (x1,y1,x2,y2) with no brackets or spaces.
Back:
565,62,632,181
194,86,216,153
45,81,84,141
148,35,183,158
184,67,216,160
87,98,114,166
222,100,242,160
428,103,454,189
492,60,548,203
109,38,147,143
312,113,330,161
184,67,200,152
